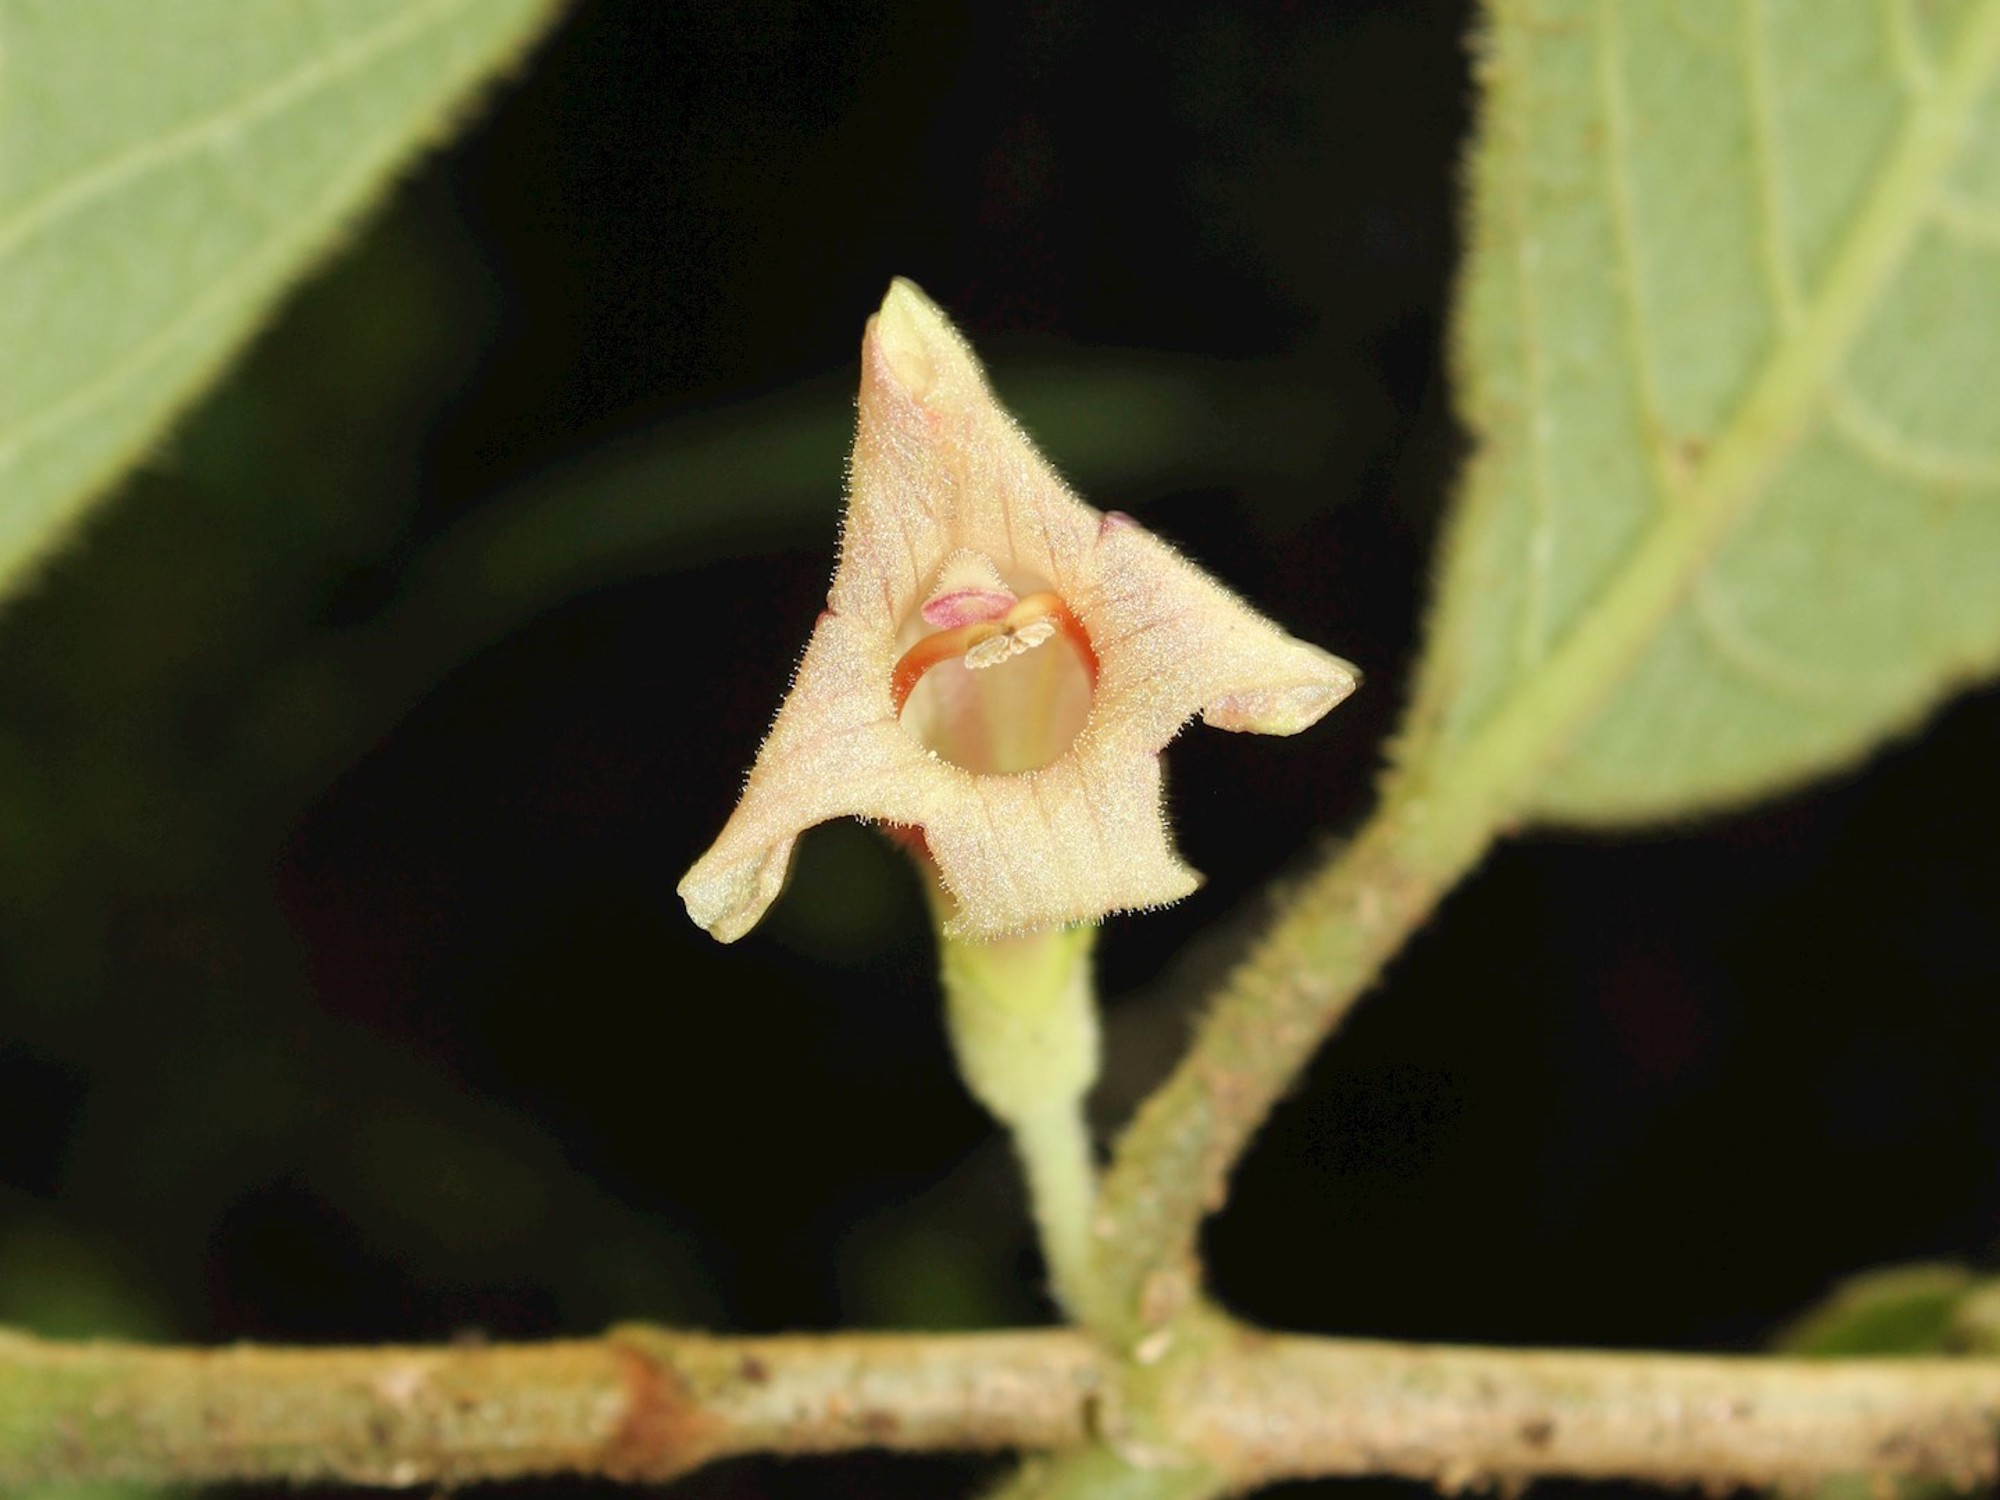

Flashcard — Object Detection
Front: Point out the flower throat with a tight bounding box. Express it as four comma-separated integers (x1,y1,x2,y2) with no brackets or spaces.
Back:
893,555,1097,776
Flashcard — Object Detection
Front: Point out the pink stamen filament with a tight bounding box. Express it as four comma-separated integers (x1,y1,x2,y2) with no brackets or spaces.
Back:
891,591,1097,714
921,588,1017,629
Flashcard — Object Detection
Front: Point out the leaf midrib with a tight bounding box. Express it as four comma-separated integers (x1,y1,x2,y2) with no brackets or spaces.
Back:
1399,0,2000,850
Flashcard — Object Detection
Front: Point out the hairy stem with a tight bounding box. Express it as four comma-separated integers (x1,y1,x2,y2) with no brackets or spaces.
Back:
1011,1098,1102,1323
936,915,1109,1325
5,1323,2000,1491
1091,783,1490,1342
1091,0,2000,1345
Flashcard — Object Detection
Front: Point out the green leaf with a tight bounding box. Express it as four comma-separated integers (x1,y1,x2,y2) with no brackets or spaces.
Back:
1404,0,2000,822
1776,1264,1998,1500
0,0,556,602
1775,1262,1976,1357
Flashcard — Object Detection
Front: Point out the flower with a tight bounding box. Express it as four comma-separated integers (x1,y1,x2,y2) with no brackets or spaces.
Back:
679,279,1359,943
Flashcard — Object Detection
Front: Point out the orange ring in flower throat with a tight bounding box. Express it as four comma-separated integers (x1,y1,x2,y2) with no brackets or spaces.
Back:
890,591,1098,715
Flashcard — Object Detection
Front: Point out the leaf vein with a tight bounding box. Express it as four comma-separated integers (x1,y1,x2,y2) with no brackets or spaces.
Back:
0,0,481,266
1744,0,1806,325
1884,0,1941,95
1691,568,1902,705
1931,187,2000,244
1592,0,1680,502
1828,383,2000,489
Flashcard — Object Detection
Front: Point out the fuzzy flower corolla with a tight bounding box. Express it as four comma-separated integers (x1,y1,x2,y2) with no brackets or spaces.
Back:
680,280,1359,942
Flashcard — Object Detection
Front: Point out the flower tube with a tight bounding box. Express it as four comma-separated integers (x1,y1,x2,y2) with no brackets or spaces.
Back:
680,280,1359,944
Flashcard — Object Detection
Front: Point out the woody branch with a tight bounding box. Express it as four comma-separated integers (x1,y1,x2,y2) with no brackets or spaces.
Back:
2,1322,1997,1491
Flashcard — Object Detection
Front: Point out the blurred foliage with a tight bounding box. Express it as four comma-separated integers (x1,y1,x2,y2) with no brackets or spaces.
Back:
1778,1262,1982,1357
1777,1262,2000,1500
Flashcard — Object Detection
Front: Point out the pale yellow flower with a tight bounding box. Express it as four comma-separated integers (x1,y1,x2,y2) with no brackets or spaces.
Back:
680,280,1359,942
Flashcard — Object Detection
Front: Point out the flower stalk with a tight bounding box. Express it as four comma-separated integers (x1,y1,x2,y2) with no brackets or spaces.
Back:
677,277,1360,1335
934,907,1104,1324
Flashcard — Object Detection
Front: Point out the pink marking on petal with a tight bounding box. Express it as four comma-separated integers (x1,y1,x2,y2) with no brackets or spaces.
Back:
1099,510,1138,535
922,589,1016,628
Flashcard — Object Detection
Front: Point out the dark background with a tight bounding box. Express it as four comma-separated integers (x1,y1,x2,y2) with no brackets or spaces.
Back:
4,2,1998,1497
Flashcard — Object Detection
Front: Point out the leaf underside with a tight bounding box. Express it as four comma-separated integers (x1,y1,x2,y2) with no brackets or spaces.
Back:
0,0,556,602
1418,0,2000,823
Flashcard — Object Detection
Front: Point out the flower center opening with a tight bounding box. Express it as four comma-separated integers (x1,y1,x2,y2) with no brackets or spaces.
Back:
893,568,1096,776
